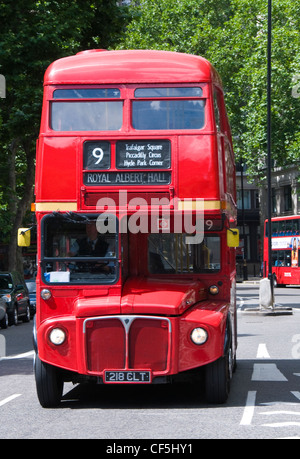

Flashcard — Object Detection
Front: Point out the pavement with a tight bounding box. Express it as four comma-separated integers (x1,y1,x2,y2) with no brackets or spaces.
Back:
237,276,261,285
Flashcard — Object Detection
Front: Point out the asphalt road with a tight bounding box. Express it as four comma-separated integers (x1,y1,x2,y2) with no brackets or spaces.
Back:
1,283,300,441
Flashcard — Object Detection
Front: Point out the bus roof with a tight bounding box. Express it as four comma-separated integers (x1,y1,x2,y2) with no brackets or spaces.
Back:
44,49,222,87
264,215,300,222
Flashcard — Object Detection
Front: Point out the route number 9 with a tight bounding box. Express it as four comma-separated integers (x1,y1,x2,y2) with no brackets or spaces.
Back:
92,147,104,164
205,220,213,230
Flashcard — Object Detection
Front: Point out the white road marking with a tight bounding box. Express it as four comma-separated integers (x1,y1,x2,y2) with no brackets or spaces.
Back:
0,394,22,407
291,391,300,401
240,391,257,425
251,363,288,381
237,296,244,309
0,350,34,361
261,401,300,406
256,344,271,359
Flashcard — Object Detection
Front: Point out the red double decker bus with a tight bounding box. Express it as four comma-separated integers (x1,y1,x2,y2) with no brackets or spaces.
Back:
263,215,300,286
19,49,238,407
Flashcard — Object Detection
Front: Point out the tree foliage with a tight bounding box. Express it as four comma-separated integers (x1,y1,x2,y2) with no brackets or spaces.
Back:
1,0,300,271
0,0,130,270
121,0,300,180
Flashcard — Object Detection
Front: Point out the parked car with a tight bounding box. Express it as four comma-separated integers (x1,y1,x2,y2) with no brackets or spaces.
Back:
0,272,31,327
25,278,36,317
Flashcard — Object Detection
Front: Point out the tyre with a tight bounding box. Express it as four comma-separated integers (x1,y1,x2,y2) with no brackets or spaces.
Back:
205,349,232,404
0,312,8,329
9,306,18,326
34,354,64,408
22,304,31,323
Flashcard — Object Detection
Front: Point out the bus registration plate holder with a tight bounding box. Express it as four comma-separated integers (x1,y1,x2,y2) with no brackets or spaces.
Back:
104,370,151,384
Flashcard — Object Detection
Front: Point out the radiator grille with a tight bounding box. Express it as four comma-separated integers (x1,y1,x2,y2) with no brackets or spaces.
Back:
84,316,171,375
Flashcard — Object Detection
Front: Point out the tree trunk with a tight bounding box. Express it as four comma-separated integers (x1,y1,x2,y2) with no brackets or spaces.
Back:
7,139,35,274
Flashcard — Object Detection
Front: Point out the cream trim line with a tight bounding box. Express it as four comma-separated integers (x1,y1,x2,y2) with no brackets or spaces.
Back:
178,200,221,211
35,202,77,212
35,200,222,212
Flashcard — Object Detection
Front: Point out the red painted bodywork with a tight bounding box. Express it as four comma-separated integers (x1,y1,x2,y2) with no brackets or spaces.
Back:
263,216,300,286
34,50,237,383
44,49,220,85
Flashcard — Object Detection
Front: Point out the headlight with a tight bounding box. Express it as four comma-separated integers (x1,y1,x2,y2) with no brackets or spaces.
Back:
49,328,66,345
1,294,11,303
190,327,208,345
209,285,219,295
41,289,52,300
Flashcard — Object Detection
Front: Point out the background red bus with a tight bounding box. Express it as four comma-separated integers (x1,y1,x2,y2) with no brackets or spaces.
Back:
263,215,300,286
19,49,239,407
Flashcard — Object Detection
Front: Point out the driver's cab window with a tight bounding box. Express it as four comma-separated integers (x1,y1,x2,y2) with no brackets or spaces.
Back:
42,214,118,284
148,233,220,274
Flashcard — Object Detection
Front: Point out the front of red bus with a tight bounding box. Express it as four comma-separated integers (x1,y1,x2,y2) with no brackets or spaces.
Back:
31,50,238,407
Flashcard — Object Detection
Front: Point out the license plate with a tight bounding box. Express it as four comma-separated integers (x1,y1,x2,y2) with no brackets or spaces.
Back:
104,370,151,383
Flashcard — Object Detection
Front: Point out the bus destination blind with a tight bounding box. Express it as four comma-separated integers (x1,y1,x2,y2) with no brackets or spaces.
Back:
83,140,171,186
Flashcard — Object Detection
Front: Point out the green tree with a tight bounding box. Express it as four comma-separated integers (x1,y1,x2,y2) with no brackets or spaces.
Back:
121,0,300,180
120,0,233,53
213,0,300,178
0,0,130,271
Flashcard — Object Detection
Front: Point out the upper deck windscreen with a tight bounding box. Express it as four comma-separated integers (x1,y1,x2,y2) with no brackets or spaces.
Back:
51,88,122,131
50,86,205,132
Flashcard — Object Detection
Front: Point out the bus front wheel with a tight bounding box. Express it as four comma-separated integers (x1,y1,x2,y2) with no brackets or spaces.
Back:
205,349,231,404
35,354,64,408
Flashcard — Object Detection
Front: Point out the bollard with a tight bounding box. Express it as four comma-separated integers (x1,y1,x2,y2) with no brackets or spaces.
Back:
259,277,274,309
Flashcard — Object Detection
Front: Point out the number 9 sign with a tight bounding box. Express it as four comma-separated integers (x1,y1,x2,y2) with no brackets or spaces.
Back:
92,147,104,164
205,220,213,230
83,141,110,170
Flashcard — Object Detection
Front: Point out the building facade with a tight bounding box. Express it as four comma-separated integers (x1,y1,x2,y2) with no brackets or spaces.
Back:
236,163,300,279
260,165,300,219
236,164,261,278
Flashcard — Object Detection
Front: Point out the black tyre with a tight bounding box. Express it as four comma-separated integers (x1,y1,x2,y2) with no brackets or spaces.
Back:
9,306,18,326
205,350,231,404
0,312,8,329
35,354,64,408
22,304,31,323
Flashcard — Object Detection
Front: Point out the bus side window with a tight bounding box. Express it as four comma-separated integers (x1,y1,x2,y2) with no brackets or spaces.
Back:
272,221,279,236
213,89,221,131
